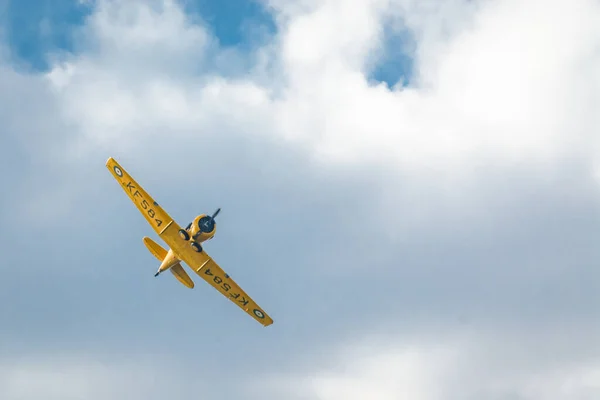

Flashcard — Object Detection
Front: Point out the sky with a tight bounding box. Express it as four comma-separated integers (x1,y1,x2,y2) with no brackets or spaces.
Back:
0,0,599,399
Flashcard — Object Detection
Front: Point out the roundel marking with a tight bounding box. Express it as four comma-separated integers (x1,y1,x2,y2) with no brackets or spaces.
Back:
253,309,265,319
114,166,123,177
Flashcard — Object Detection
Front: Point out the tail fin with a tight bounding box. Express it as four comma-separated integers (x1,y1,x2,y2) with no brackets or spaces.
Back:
142,237,195,289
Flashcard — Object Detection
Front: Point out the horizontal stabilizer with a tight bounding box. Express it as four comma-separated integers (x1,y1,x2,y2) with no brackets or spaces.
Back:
142,237,194,289
170,264,195,289
143,236,168,260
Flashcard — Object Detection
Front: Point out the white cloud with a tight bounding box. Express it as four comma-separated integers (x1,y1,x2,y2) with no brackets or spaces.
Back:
0,352,241,400
1,1,599,399
261,328,600,400
33,0,599,178
268,0,600,170
0,354,167,400
2,0,598,282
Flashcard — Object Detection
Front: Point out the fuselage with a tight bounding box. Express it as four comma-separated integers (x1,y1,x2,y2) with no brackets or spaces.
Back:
156,214,217,275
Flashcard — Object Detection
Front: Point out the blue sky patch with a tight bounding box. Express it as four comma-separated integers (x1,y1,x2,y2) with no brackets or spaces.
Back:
1,0,277,72
368,25,415,88
2,0,92,71
183,0,276,49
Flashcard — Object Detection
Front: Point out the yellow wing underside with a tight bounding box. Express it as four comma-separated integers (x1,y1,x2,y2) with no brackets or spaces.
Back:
106,157,273,327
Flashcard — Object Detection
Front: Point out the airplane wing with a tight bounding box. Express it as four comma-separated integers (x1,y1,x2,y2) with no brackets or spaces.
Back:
184,255,274,326
106,157,175,236
106,157,274,327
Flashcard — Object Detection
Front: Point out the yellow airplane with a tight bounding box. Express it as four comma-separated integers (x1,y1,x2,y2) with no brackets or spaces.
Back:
105,157,273,327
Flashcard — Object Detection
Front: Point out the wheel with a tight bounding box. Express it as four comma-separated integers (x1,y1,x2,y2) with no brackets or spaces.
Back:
190,241,203,253
178,229,190,240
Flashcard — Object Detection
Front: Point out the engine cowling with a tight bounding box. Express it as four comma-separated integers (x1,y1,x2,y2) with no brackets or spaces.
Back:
188,214,216,243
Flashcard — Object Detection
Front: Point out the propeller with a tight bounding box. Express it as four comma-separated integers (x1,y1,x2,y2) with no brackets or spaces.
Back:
197,208,221,234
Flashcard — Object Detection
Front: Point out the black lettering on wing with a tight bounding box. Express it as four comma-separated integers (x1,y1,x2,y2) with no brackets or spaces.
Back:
126,182,136,192
238,297,249,306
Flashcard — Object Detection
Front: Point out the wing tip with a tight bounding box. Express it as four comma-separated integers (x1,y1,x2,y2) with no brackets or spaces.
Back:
106,156,116,166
